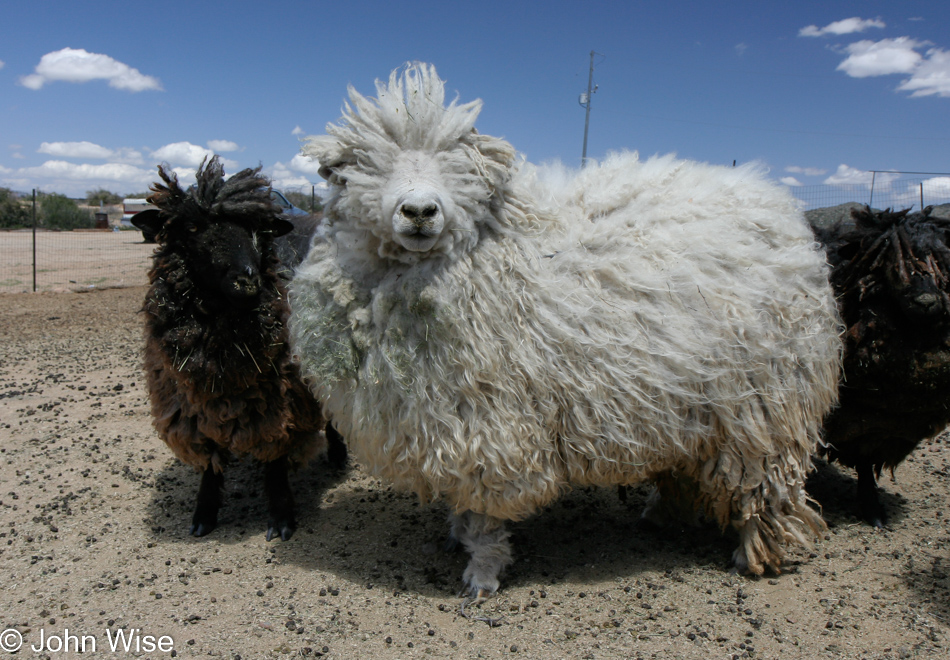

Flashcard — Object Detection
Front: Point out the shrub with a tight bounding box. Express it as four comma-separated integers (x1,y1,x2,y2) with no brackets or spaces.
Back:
86,188,122,206
40,194,94,230
281,190,323,214
0,188,30,229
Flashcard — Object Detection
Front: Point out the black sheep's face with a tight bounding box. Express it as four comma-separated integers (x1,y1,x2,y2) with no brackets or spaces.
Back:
173,217,269,310
890,270,950,328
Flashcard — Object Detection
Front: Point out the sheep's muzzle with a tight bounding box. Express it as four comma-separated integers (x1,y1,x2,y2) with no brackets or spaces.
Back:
392,191,444,252
224,264,262,308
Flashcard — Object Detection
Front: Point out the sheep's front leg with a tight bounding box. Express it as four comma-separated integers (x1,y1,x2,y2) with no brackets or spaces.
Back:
856,460,886,528
448,511,512,599
191,465,224,537
264,456,297,541
325,421,348,472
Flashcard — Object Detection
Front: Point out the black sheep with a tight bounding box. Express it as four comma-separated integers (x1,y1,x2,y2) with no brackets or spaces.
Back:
136,157,345,540
813,205,950,527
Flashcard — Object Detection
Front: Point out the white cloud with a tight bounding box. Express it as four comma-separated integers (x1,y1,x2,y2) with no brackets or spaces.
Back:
207,139,240,152
289,153,323,176
291,126,305,136
780,176,803,186
823,164,901,188
897,47,950,97
0,60,5,70
825,37,950,97
109,147,146,165
799,17,885,38
150,142,214,167
824,164,874,186
268,163,312,192
837,37,925,77
0,160,156,196
19,47,162,92
786,166,828,177
268,156,328,194
735,43,748,57
923,177,950,198
36,141,145,164
38,141,113,159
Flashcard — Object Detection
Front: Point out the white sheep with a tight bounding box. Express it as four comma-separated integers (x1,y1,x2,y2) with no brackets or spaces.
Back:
289,63,842,597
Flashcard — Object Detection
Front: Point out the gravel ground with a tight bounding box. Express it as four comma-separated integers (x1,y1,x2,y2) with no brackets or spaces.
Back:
1,286,948,659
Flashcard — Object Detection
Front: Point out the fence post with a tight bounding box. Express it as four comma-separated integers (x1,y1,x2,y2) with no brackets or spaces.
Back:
869,171,876,209
921,182,924,211
32,189,37,293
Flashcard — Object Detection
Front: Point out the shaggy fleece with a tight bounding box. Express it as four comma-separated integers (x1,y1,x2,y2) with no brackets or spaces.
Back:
143,162,324,472
289,63,842,576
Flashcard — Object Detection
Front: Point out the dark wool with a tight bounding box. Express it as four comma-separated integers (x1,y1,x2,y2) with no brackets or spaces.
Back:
813,205,950,522
142,158,326,473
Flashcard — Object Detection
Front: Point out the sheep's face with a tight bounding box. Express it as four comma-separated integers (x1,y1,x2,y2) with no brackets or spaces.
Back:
836,208,950,341
150,213,290,311
321,146,494,263
305,64,518,264
143,157,295,309
178,218,267,308
383,152,451,253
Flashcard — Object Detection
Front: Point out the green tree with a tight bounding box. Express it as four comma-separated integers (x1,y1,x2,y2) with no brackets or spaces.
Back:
86,188,122,206
281,190,323,213
0,187,30,229
40,193,94,230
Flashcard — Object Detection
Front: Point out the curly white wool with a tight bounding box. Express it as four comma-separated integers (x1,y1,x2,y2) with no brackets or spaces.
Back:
289,63,842,595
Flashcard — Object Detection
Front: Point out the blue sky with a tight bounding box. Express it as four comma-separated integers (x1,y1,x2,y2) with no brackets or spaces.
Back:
1,1,948,199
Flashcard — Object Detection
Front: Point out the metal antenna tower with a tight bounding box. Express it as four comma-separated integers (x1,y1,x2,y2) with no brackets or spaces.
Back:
579,51,600,167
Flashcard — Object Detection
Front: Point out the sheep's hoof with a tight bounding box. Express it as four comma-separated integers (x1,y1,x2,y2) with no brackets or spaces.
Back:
460,571,500,600
861,507,887,529
266,519,296,542
858,487,888,528
457,587,492,602
190,506,218,537
190,519,217,537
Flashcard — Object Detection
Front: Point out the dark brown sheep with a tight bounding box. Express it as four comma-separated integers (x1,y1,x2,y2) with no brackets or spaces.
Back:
136,156,345,541
813,205,950,527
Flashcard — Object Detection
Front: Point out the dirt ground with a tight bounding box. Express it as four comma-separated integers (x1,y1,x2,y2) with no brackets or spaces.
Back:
0,286,948,659
0,230,152,294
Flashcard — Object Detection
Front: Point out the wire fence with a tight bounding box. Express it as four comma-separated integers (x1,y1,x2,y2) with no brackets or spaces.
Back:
790,172,950,211
0,229,153,294
3,172,950,295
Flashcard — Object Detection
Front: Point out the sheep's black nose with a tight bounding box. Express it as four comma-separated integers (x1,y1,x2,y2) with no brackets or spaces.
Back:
231,266,261,299
400,201,439,226
915,292,939,310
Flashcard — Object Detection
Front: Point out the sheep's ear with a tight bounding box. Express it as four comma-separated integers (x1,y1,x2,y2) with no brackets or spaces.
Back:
131,209,163,234
302,135,347,182
270,218,295,238
466,131,517,189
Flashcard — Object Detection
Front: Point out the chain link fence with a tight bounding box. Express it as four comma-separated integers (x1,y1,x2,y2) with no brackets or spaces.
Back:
4,172,950,294
0,229,153,294
790,173,950,212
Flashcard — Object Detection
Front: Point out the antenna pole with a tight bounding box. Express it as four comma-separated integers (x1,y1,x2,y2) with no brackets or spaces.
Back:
581,51,595,167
